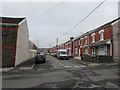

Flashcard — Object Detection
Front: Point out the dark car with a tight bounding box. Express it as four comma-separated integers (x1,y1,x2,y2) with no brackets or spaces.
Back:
35,52,46,64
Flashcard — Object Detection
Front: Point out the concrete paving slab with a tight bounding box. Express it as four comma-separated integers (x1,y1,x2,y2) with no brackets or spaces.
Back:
0,67,13,72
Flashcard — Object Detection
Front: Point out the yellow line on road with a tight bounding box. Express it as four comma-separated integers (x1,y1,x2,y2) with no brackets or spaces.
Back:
20,64,35,70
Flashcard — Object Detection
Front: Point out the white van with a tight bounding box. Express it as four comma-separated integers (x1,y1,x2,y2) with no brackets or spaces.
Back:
56,49,68,60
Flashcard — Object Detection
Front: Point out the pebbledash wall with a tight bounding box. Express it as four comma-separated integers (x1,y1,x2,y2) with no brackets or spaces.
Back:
50,18,120,63
1,17,30,67
112,19,120,62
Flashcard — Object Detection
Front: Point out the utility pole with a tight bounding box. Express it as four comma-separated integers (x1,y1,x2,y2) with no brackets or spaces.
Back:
56,38,58,49
48,44,51,53
57,38,58,46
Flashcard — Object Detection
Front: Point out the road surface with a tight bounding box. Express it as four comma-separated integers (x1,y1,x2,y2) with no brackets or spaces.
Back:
2,55,119,89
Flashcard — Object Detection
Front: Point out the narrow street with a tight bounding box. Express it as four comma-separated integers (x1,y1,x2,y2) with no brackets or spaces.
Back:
2,55,119,89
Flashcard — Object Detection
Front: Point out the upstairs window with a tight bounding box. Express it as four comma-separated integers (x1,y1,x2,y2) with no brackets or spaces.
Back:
78,40,80,45
76,41,77,46
80,38,83,45
84,36,87,44
91,33,95,43
99,30,104,41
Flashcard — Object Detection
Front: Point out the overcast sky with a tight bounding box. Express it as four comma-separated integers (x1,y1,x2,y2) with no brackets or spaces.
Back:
1,0,119,48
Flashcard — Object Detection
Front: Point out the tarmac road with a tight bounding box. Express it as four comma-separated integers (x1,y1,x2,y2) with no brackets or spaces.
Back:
2,55,119,89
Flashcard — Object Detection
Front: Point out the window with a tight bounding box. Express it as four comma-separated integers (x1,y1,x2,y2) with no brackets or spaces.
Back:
84,48,88,54
78,40,80,45
76,41,77,46
99,30,104,41
80,38,83,45
75,48,78,54
79,39,81,45
98,46,107,55
91,33,95,43
84,36,87,44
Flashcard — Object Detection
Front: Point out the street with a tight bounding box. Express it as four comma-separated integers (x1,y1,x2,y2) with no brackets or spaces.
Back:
2,55,119,89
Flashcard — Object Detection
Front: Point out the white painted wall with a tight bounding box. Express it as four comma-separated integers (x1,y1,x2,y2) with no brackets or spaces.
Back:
29,49,37,59
15,19,29,66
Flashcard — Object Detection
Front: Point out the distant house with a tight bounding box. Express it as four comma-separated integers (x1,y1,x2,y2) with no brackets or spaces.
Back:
38,48,49,53
1,17,29,67
29,40,37,59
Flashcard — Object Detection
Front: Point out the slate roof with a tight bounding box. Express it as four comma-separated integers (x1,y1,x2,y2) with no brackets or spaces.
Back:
0,17,25,24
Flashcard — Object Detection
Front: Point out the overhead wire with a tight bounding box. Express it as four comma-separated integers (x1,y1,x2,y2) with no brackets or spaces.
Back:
25,0,105,47
28,1,65,37
28,1,65,24
63,0,106,36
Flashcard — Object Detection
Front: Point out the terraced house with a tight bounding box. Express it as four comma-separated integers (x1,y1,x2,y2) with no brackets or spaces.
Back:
79,18,120,63
50,17,120,63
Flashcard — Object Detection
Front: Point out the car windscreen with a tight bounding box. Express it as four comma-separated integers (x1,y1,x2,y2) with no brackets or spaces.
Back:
60,51,67,54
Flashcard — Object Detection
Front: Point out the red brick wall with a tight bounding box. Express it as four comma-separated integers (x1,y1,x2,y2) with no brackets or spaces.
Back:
88,34,92,44
104,26,112,40
95,31,100,42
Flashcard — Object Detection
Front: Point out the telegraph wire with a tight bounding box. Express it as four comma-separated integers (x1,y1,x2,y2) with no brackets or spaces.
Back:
63,0,106,36
27,0,105,47
28,1,65,37
29,1,64,24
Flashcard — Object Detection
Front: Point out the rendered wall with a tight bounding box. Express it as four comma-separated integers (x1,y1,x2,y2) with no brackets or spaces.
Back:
15,19,29,66
0,25,2,67
113,20,120,62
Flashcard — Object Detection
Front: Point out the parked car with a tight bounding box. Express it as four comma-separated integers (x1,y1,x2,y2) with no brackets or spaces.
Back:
50,53,56,57
35,52,46,64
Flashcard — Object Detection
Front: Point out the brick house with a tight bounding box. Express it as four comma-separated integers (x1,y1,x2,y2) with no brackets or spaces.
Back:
79,18,120,62
72,37,79,56
50,18,120,62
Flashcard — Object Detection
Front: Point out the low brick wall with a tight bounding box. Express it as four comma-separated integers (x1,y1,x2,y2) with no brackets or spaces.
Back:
83,54,113,63
97,56,113,63
83,54,90,61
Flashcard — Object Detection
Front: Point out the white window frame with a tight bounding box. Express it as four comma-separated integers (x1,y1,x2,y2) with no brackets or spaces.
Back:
84,36,87,44
98,46,107,55
99,30,104,41
75,48,78,54
84,47,88,54
79,39,81,45
91,33,95,43
78,40,80,45
80,38,83,45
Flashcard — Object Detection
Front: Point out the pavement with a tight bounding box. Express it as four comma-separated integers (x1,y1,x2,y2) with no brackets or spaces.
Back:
0,67,13,72
74,56,118,67
1,58,35,72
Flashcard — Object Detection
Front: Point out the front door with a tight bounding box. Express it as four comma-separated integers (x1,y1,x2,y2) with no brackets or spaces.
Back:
92,47,95,57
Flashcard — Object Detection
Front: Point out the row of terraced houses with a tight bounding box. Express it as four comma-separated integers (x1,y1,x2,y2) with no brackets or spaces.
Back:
49,18,120,63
